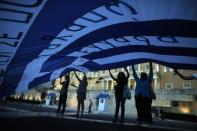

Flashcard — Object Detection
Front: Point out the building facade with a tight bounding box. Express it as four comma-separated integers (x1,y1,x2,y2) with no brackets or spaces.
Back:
51,63,197,115
16,63,197,115
54,63,197,91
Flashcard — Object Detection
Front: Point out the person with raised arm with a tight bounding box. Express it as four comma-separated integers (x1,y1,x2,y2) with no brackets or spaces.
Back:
56,73,70,113
132,62,153,126
109,67,130,123
74,71,88,117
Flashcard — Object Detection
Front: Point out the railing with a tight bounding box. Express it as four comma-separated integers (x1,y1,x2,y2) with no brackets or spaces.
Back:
68,89,197,95
66,89,197,101
154,89,197,95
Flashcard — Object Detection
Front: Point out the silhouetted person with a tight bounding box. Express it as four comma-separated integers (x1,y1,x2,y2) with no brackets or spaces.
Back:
56,73,70,113
159,109,165,120
19,92,24,102
40,90,47,105
109,67,130,123
132,62,153,126
88,99,93,113
154,108,159,120
174,69,197,80
74,71,88,117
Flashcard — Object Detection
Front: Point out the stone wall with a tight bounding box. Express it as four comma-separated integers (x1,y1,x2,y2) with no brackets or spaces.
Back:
65,89,197,115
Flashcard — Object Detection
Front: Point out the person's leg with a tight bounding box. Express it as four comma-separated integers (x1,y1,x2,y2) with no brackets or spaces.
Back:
81,99,84,116
76,99,80,116
120,98,126,123
141,97,147,122
135,95,142,125
61,95,67,113
40,99,43,107
147,98,153,124
57,96,62,112
88,104,91,113
135,96,139,120
113,96,120,122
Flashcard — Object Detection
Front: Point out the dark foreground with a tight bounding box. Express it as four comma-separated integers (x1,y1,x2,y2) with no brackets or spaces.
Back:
0,116,176,131
0,103,196,131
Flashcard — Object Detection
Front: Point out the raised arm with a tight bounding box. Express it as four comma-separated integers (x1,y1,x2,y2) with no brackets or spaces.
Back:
124,67,130,79
74,71,82,82
83,72,86,78
60,72,70,84
132,64,139,80
174,69,194,80
60,76,64,85
108,69,117,81
148,62,153,81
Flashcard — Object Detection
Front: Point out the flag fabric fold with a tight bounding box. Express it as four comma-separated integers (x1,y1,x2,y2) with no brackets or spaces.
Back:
0,0,197,96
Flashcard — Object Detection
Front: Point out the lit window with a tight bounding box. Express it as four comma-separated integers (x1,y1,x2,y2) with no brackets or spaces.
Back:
183,83,191,89
165,83,173,89
164,66,172,72
91,73,94,77
163,67,167,72
145,64,149,71
134,65,139,71
169,68,173,72
128,66,132,71
156,64,159,72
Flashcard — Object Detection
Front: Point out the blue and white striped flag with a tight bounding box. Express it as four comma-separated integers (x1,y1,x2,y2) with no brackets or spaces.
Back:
0,0,197,96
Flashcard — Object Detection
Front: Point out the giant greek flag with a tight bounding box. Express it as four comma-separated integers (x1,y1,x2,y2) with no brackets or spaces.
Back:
0,0,197,96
